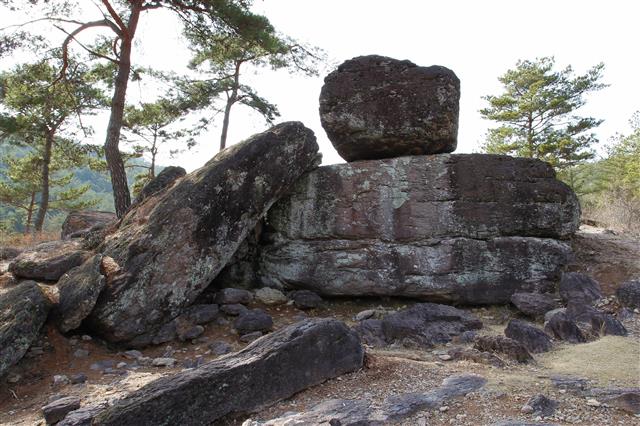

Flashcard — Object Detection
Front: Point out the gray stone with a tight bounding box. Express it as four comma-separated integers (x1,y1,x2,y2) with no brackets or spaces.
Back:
208,340,232,355
603,392,640,414
245,399,378,426
474,335,533,363
220,303,248,316
511,292,557,318
550,375,590,392
57,403,108,426
152,357,176,367
0,280,51,377
239,331,263,343
52,374,70,387
177,324,204,341
234,309,273,335
9,240,90,281
61,211,116,240
73,349,89,358
133,166,186,206
544,311,587,343
122,350,143,360
319,55,460,161
254,287,287,305
290,289,323,309
86,122,320,344
259,154,578,303
92,319,364,426
565,302,627,337
559,272,603,305
181,304,219,325
617,279,640,309
505,319,553,353
0,246,21,260
42,396,81,425
526,394,558,417
52,255,106,333
70,373,87,384
215,288,252,305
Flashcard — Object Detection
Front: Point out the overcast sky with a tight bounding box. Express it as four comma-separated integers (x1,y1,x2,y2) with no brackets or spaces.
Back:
2,0,639,171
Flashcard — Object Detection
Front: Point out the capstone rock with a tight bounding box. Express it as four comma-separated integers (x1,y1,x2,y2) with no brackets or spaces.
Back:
319,55,460,161
9,240,90,282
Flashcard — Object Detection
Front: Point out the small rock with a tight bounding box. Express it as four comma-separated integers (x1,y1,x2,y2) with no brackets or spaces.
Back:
208,341,233,356
586,398,601,407
290,290,323,309
604,392,640,414
453,330,478,344
526,394,558,417
42,396,81,425
438,354,453,361
177,324,204,341
215,288,252,305
544,311,587,343
221,304,248,316
6,373,21,384
504,319,553,353
511,292,557,318
182,304,220,325
123,350,143,360
254,287,288,305
354,309,376,321
474,335,533,363
182,356,205,369
70,373,87,384
521,404,534,414
136,356,152,366
616,280,640,310
240,331,263,343
81,335,92,341
439,406,449,412
73,349,90,358
116,362,127,369
52,375,70,387
152,357,176,367
234,309,273,335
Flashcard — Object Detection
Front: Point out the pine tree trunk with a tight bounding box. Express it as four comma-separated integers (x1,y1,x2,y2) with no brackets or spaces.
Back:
219,62,241,151
34,131,54,232
24,191,36,234
104,3,142,218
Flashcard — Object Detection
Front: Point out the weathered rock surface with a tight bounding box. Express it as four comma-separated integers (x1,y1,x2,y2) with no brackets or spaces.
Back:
355,303,482,348
559,272,602,305
0,281,51,377
92,319,363,425
260,154,578,303
504,319,553,353
319,55,460,161
290,289,323,309
565,302,627,337
254,287,287,305
42,396,81,425
0,246,21,260
215,288,253,305
233,309,273,335
52,255,106,333
87,122,320,344
511,292,558,318
544,311,587,343
523,394,558,417
61,211,116,240
604,392,640,414
9,240,90,282
616,279,640,309
133,166,186,205
474,335,533,363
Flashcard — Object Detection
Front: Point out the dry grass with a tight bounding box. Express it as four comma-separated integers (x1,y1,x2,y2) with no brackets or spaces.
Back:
537,336,640,386
0,230,59,249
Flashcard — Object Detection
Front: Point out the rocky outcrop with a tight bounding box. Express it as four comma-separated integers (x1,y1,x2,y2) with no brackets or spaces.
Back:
52,255,106,333
319,55,460,161
0,281,51,377
617,279,640,309
87,122,320,344
133,166,186,205
259,154,579,303
92,319,363,425
61,211,116,240
9,240,90,281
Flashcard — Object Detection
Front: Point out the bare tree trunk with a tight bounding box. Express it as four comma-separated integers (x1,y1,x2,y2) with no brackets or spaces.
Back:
150,131,157,178
24,191,36,234
219,62,241,151
104,3,142,218
34,130,54,232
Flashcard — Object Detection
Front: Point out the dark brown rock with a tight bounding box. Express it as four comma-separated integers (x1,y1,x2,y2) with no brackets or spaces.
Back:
474,335,533,363
544,311,587,343
42,396,81,425
290,289,323,309
92,319,363,426
259,154,578,303
319,55,460,161
565,302,627,337
8,240,90,282
133,166,186,205
616,279,640,309
504,319,553,353
86,122,319,344
61,211,116,240
559,272,602,305
214,288,252,305
511,292,558,318
52,255,106,333
0,281,51,377
524,394,558,417
0,246,21,260
604,392,640,414
233,309,273,335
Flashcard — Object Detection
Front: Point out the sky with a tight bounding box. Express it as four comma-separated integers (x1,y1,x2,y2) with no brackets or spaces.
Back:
1,0,639,172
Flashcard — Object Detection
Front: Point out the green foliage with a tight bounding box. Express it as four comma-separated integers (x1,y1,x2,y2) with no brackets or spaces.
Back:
480,57,606,170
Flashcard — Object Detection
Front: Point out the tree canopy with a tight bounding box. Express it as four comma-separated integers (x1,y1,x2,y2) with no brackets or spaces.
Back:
480,57,606,170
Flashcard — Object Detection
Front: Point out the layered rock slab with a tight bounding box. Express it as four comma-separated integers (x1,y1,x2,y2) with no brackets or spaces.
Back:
87,122,319,344
319,55,460,161
259,154,579,303
92,319,363,425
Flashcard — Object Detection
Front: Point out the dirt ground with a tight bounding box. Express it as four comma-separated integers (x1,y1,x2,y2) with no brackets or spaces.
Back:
1,226,639,425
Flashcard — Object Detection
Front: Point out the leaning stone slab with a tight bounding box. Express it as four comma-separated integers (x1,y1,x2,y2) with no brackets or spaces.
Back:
92,319,363,425
87,122,319,344
259,154,578,304
9,240,90,282
0,281,51,377
61,211,116,240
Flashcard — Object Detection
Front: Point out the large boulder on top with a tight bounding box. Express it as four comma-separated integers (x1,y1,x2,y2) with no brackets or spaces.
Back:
86,122,320,344
259,154,579,303
0,281,51,377
92,319,364,425
132,166,186,206
8,240,91,282
61,211,117,240
320,55,460,162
